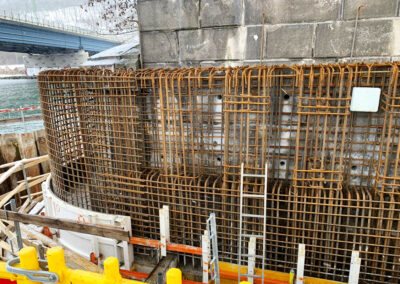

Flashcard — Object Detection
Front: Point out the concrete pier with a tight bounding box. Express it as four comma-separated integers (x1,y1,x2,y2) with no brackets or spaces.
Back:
137,0,400,67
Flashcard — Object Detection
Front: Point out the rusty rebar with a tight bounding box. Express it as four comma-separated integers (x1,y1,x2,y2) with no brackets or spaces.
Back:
38,63,400,283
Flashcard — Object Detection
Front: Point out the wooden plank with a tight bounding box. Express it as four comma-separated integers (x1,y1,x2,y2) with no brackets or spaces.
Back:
18,198,31,213
20,191,42,200
19,133,41,181
0,173,49,208
146,254,178,284
17,173,49,184
0,133,21,194
24,196,43,214
33,130,50,173
0,210,130,242
18,223,103,273
0,220,16,240
0,155,49,195
0,155,49,169
0,162,22,186
0,239,12,253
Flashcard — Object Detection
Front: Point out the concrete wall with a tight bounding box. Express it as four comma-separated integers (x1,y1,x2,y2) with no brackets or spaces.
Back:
137,0,400,67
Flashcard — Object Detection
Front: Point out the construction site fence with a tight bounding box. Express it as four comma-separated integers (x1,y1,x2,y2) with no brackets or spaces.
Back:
38,63,400,284
0,106,41,121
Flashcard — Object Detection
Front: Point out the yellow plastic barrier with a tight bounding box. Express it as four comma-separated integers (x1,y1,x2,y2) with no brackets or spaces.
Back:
166,268,181,284
289,269,294,284
0,246,184,284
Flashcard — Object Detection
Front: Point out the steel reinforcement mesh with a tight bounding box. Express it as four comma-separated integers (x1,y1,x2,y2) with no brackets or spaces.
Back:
38,63,400,283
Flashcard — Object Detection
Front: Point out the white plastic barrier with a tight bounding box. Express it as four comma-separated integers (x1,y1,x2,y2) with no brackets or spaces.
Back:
42,175,133,269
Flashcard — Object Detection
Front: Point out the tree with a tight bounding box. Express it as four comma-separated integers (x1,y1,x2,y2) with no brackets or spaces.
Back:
82,0,137,33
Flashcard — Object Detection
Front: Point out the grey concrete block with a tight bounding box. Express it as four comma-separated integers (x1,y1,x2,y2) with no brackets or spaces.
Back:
266,24,314,58
338,56,391,63
244,59,300,66
200,0,242,27
315,19,400,58
143,62,180,68
180,61,244,67
355,20,399,56
244,58,335,67
178,28,246,61
141,31,179,63
137,0,199,31
199,61,244,67
244,0,341,25
315,21,353,57
343,0,398,20
180,61,201,68
245,26,267,60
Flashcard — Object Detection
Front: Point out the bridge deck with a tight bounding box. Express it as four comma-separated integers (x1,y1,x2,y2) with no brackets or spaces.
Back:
0,17,120,54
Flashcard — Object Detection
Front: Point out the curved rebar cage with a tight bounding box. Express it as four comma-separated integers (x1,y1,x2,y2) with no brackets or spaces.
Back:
38,63,400,283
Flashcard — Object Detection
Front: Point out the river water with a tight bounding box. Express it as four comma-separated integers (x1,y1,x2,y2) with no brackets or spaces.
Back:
0,79,44,134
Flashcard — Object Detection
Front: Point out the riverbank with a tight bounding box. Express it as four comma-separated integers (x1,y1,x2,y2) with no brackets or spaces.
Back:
0,75,36,79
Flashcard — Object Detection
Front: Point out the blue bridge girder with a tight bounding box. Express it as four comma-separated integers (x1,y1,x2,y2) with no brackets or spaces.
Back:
0,17,120,55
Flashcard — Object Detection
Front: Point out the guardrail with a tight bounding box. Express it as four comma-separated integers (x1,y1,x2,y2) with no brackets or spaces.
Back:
0,106,42,131
0,106,40,114
0,105,42,120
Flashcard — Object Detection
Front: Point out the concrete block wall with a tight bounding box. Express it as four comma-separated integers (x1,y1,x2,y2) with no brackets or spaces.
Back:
137,0,400,67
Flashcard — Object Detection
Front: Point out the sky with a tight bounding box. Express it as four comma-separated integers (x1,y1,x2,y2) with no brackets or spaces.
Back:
0,0,85,13
0,0,138,42
0,0,138,65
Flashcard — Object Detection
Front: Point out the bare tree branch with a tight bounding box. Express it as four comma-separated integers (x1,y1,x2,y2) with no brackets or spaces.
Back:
83,0,137,33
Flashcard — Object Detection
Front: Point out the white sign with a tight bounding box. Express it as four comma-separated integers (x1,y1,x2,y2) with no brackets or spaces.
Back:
350,87,381,112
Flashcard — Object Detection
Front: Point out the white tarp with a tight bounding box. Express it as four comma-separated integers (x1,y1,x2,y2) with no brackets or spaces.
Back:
90,41,140,59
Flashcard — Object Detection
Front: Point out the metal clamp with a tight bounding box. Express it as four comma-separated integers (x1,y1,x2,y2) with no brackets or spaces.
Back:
6,257,59,283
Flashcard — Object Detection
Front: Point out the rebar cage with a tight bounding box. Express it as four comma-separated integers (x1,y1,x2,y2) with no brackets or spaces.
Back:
38,63,400,283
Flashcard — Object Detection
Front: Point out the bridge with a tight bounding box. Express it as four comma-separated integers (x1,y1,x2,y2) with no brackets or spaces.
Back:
0,16,120,55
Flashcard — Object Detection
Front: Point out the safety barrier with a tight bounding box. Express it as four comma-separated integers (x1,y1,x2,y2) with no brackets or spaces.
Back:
0,246,183,284
0,106,42,128
0,106,40,113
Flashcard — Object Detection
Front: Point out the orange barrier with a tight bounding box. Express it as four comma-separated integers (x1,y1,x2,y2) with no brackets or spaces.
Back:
129,237,202,256
0,106,40,113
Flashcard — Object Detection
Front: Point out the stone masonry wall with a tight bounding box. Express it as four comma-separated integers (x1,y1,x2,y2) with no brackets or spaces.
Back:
137,0,400,67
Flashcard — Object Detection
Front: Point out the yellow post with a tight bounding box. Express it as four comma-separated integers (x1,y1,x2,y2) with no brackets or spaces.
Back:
104,257,122,284
289,269,295,284
166,268,182,284
47,247,69,284
240,282,252,284
18,247,40,284
167,268,182,284
0,246,147,284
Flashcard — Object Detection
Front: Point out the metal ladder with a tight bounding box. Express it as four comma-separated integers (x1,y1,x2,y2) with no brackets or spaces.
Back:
238,162,268,284
207,213,220,284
